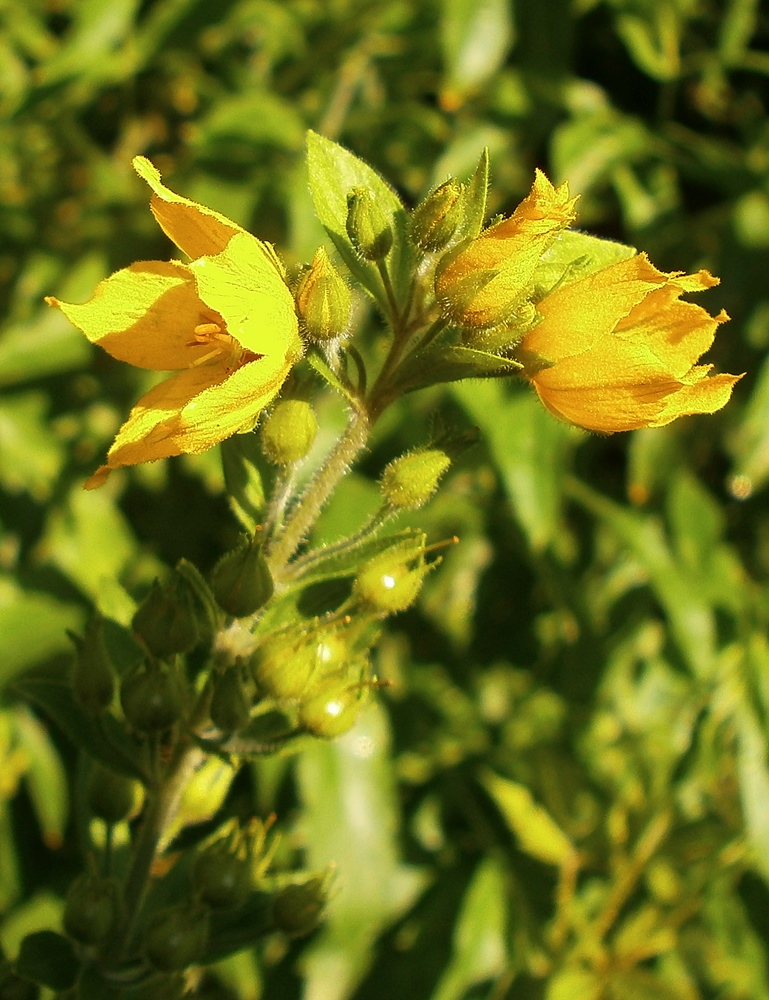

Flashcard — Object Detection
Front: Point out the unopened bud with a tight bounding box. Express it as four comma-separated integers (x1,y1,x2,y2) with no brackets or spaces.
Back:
210,535,274,618
410,179,463,252
380,449,451,510
251,628,349,702
261,400,318,465
193,831,253,910
144,900,210,972
295,247,352,342
210,667,252,733
87,763,143,825
69,615,115,713
298,673,365,738
63,872,120,946
354,541,431,614
120,662,185,732
132,576,202,658
271,876,329,937
346,187,393,261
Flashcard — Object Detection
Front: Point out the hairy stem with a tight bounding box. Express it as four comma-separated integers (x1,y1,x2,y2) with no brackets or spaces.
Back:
267,405,371,576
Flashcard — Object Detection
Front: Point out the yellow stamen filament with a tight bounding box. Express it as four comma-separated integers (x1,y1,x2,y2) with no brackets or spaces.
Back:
188,319,246,370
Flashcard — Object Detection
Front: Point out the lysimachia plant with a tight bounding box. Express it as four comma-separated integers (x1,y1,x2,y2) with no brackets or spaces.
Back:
7,132,740,998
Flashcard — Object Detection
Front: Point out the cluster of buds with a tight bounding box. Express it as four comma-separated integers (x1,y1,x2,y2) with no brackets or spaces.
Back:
251,622,373,738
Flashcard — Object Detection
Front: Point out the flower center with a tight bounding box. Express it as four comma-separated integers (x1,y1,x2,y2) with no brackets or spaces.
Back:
188,319,253,371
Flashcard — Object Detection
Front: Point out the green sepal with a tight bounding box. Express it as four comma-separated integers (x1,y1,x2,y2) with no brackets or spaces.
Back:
12,666,149,782
221,433,271,533
392,344,522,396
305,347,359,405
14,931,78,991
307,131,414,307
454,148,490,242
533,229,637,298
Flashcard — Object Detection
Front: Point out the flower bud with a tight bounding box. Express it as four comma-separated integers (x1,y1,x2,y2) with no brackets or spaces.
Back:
409,179,463,253
251,630,346,702
380,449,451,510
260,399,318,465
210,666,252,733
63,872,120,946
346,187,393,261
271,876,329,937
210,535,274,618
132,576,202,658
144,900,210,972
298,673,365,738
68,615,115,713
193,835,253,910
87,763,143,825
354,541,431,614
295,247,352,342
120,662,185,732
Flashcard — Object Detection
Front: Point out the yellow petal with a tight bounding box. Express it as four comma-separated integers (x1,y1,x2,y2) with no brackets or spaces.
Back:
531,339,678,432
525,254,667,361
47,261,224,370
133,156,245,259
652,370,743,426
189,231,301,360
435,170,578,329
88,352,293,485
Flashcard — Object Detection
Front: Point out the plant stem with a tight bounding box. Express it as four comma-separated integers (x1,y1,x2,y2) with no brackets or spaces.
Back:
116,740,198,960
267,405,371,576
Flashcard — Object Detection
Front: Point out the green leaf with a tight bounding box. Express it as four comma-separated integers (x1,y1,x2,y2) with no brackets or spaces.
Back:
453,381,573,552
480,769,574,867
0,392,66,499
221,434,269,533
298,703,428,1000
306,131,413,305
395,345,521,396
0,578,83,689
39,485,136,605
13,707,68,850
193,90,305,156
15,930,78,990
429,856,508,1000
11,669,148,782
440,0,515,101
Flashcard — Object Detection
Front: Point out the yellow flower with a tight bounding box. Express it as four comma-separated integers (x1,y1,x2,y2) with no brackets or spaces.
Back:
517,253,742,433
435,170,578,329
47,157,302,488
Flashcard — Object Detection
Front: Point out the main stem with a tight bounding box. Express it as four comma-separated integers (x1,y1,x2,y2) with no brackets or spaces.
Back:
267,405,371,576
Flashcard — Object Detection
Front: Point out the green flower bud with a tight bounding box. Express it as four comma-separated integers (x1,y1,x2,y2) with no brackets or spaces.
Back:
409,179,463,253
261,399,318,465
380,449,451,510
63,872,120,946
210,667,252,733
295,247,352,342
210,535,274,618
144,900,210,972
193,836,253,910
354,542,431,614
120,662,185,732
132,576,202,658
298,674,365,739
87,763,144,825
346,187,393,261
68,615,115,713
271,876,329,937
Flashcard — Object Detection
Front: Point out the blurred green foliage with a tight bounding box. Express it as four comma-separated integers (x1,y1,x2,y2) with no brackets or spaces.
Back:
2,0,769,997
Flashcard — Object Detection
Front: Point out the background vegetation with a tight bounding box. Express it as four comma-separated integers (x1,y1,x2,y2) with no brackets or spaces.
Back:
2,0,769,997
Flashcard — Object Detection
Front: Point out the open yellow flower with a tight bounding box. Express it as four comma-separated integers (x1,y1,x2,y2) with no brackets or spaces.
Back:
47,157,302,488
435,170,578,329
517,253,742,433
